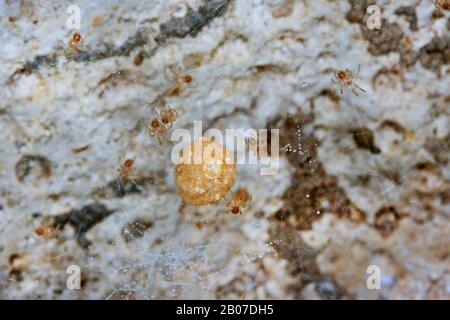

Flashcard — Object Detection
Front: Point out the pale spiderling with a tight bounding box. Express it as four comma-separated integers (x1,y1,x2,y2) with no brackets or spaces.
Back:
164,65,197,96
331,64,366,96
68,32,82,50
227,187,251,215
118,157,136,182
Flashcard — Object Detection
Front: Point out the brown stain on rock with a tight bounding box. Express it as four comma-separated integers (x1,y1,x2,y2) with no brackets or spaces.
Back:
361,21,404,56
15,155,52,182
351,127,381,154
133,51,145,66
346,1,420,68
346,0,376,24
269,114,367,231
425,133,450,165
270,0,295,18
419,36,450,71
373,206,404,238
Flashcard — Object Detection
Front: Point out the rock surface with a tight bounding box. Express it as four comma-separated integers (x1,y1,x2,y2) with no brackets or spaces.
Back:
0,0,449,299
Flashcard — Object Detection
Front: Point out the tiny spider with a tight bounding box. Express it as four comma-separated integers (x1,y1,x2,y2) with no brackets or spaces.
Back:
147,106,179,143
227,187,251,215
35,224,57,240
164,66,196,96
118,157,136,182
434,0,449,10
147,116,168,144
160,105,179,128
172,73,193,86
115,156,138,196
331,64,366,96
68,32,82,50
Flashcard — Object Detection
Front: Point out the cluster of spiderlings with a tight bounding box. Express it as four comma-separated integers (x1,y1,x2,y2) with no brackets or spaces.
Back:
146,69,194,143
147,106,179,143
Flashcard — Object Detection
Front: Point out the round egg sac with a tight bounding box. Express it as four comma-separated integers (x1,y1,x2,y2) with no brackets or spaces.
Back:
174,137,236,205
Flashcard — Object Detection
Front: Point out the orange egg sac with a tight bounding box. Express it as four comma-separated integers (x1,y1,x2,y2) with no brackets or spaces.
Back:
174,137,236,206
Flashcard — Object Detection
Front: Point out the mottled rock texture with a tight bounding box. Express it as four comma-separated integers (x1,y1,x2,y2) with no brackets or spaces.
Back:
0,0,449,299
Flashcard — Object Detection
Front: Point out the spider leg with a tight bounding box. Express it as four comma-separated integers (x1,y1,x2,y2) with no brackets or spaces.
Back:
357,64,361,75
163,65,174,83
340,87,343,95
152,108,161,118
354,83,366,92
352,89,359,96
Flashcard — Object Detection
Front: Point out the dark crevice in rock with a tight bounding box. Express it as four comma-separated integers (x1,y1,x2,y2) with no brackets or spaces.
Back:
351,127,381,154
6,31,149,84
155,0,232,44
7,1,232,84
94,177,153,198
7,55,58,84
70,30,148,62
52,203,115,248
92,172,165,199
419,36,450,71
